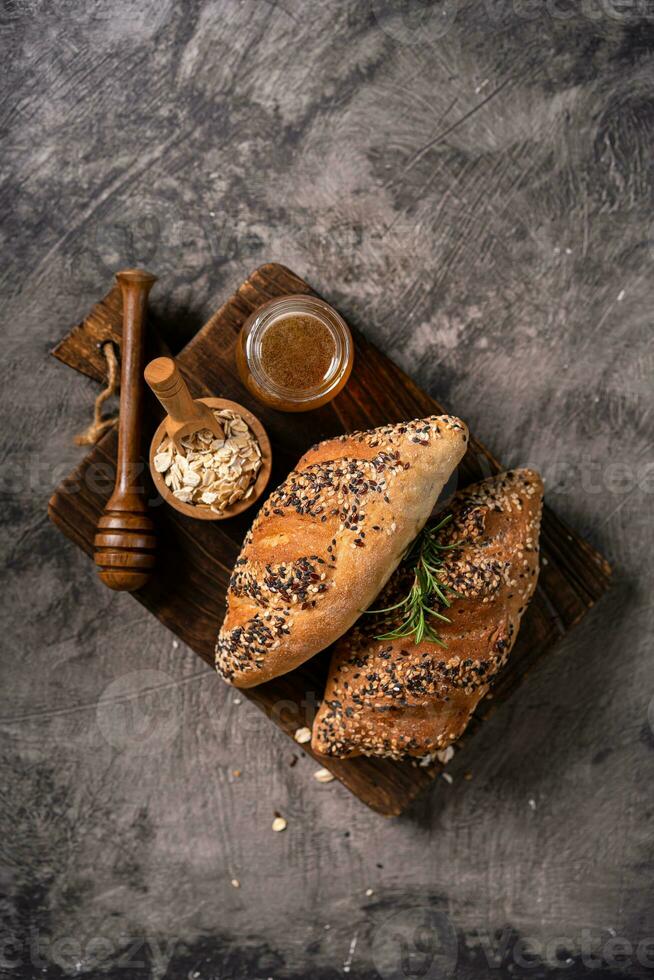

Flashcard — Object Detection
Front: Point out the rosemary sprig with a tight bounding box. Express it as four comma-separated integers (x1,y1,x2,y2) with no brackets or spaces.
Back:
366,514,460,646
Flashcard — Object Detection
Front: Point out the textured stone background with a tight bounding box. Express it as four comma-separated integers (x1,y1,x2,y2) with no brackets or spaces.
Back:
1,1,653,978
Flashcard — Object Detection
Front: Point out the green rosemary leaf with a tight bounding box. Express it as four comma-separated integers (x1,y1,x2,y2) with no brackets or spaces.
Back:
366,513,461,646
365,596,410,615
423,606,451,622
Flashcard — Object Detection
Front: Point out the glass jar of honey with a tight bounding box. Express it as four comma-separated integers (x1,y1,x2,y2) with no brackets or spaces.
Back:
236,295,354,412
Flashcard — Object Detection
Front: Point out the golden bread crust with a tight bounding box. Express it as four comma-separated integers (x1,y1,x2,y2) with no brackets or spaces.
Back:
311,469,544,759
215,416,469,687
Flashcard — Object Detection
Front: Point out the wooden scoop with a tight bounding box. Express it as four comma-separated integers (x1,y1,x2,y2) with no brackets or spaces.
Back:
144,361,273,522
93,269,157,591
144,357,224,451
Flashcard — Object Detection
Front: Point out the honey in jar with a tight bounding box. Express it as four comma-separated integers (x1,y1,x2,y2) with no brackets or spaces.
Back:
236,295,354,412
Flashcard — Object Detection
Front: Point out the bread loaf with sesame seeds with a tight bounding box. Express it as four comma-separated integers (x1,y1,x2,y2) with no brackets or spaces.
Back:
215,415,469,687
311,469,543,760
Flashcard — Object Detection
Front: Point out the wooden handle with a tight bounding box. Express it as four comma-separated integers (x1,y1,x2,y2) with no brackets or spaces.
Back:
144,356,204,424
93,268,158,592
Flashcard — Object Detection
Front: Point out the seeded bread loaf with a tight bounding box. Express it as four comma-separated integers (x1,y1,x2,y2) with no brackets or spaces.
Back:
215,416,469,687
311,469,543,759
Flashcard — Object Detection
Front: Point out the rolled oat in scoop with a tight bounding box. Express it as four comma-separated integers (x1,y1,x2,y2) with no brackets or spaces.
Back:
154,409,262,512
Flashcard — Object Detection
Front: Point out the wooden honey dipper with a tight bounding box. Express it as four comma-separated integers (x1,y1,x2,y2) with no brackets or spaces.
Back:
93,269,158,591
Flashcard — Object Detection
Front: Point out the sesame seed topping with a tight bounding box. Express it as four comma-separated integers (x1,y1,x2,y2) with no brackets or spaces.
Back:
312,469,543,760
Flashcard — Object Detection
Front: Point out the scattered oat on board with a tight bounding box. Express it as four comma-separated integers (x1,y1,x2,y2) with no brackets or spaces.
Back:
441,772,453,785
230,878,240,888
155,409,262,511
272,816,287,832
313,768,335,783
294,726,312,744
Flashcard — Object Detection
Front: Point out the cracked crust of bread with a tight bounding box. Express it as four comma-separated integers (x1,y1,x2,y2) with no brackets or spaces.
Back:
215,415,469,687
311,469,544,760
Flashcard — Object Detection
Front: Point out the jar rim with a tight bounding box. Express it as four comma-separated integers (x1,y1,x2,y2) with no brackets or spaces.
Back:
244,295,353,404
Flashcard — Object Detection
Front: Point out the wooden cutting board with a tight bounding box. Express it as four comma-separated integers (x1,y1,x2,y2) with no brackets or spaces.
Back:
48,263,611,816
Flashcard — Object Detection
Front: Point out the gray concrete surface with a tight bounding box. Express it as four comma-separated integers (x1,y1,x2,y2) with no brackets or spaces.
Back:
1,1,653,978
